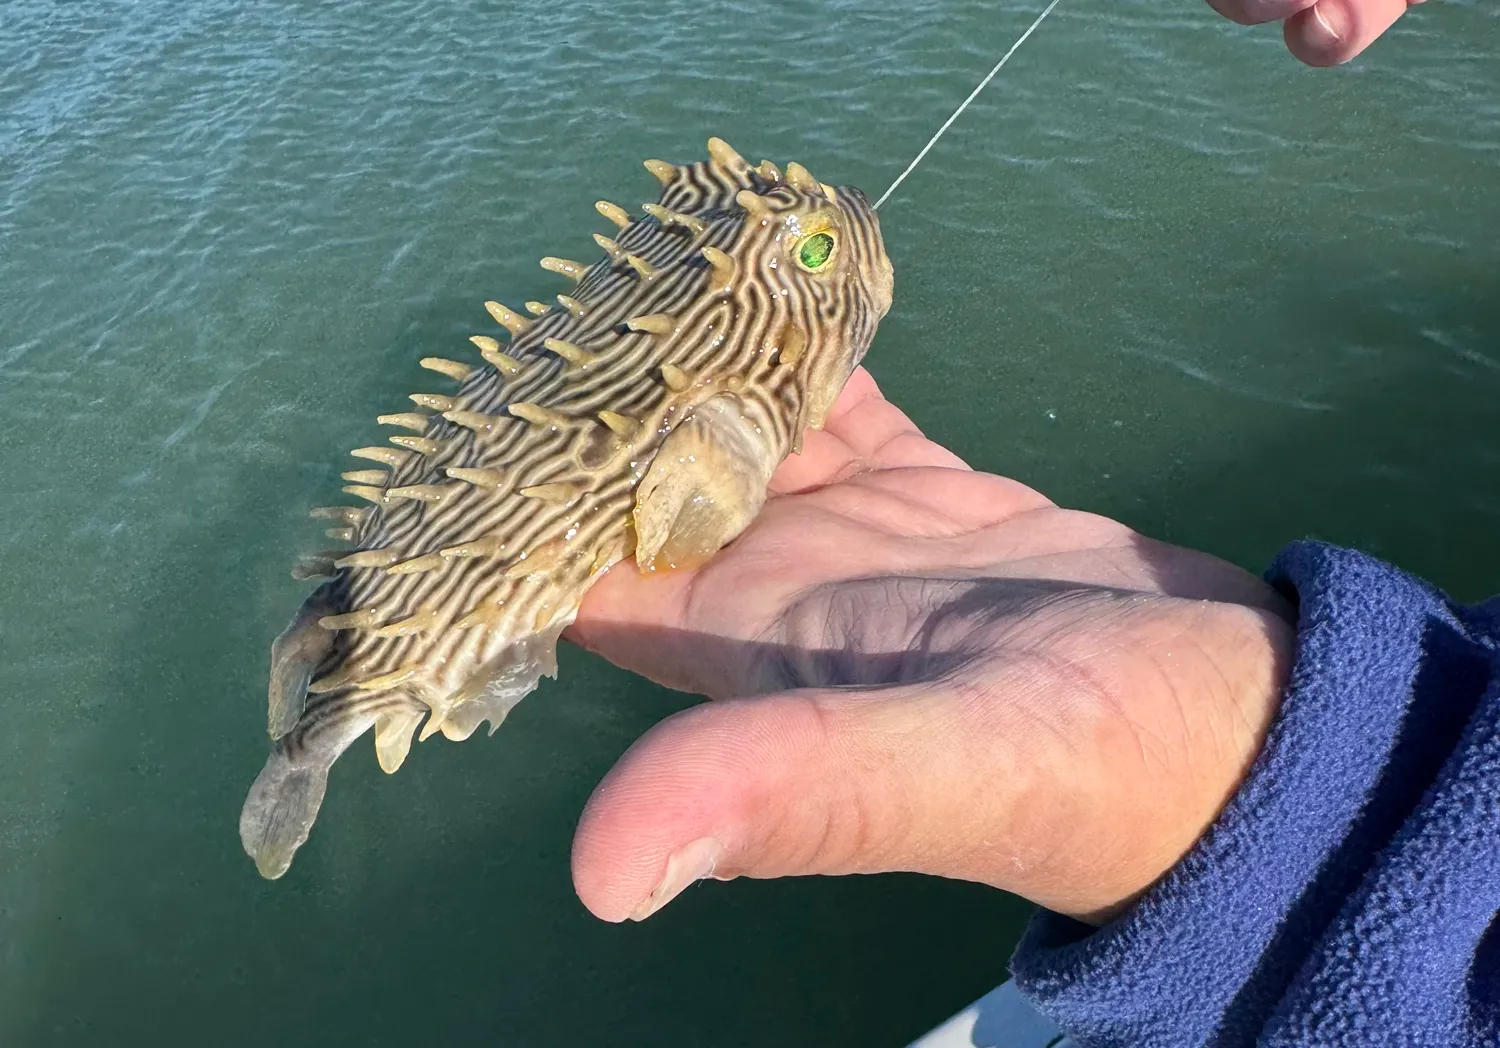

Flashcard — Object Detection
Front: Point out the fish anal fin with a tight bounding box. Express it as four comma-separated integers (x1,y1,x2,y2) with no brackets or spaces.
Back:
633,393,777,572
374,705,427,774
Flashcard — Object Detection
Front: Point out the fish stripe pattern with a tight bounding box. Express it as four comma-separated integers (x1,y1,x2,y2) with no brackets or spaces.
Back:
240,138,895,879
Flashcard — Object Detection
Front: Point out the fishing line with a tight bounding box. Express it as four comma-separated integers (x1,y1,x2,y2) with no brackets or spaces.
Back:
873,0,1064,211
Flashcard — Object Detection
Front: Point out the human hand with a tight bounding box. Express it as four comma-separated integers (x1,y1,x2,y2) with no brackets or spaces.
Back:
566,368,1295,925
1206,0,1425,66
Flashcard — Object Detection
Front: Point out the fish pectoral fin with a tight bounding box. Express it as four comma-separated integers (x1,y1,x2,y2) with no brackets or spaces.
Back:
267,583,342,739
633,393,778,572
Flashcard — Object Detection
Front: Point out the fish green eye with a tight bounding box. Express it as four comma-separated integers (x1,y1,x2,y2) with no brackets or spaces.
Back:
796,231,836,272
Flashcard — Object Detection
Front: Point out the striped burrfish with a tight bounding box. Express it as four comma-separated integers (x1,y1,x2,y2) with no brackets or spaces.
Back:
240,137,895,879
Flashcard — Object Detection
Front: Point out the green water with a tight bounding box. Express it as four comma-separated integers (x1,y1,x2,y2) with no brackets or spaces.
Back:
2,0,1497,1043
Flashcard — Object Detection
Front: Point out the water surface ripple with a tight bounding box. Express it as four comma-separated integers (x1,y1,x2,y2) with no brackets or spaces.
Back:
1,1,1496,1044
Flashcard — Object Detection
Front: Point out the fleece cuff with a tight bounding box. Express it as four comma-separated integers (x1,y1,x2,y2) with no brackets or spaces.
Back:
1009,541,1500,1048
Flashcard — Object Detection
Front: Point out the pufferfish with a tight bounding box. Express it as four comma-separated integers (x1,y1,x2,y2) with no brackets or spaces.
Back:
240,137,895,879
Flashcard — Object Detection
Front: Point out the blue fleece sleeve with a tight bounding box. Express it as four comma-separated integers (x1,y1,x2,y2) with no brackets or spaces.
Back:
1008,540,1500,1047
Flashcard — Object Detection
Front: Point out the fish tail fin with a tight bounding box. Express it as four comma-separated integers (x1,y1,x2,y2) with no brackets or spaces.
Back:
239,741,331,880
239,699,381,880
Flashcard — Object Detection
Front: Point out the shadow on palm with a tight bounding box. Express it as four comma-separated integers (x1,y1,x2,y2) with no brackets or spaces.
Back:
572,366,1284,697
565,366,1295,924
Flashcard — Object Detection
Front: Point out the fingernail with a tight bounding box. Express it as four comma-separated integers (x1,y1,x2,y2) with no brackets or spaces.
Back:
629,836,723,921
1307,3,1344,47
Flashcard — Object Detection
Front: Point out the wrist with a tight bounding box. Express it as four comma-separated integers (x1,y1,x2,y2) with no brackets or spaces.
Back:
999,597,1296,924
1094,601,1295,921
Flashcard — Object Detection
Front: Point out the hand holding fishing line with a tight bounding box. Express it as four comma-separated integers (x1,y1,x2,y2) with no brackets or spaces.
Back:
1206,0,1425,66
568,370,1295,923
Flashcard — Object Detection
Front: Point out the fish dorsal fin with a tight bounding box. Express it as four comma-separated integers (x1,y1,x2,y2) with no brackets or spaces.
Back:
266,583,342,739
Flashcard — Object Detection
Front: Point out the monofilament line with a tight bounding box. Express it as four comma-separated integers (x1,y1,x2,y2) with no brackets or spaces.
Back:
873,0,1064,211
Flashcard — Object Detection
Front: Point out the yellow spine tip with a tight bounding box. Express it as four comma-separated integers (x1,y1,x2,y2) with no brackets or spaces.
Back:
484,300,530,336
389,435,444,456
351,446,406,467
420,357,476,383
384,553,447,575
625,313,676,336
318,606,385,631
593,233,625,262
408,393,457,412
334,549,400,570
376,412,430,433
702,246,737,288
342,484,387,505
595,200,631,229
445,467,507,489
597,410,639,438
625,254,658,280
519,482,582,505
735,189,770,216
539,256,586,281
643,159,676,185
706,137,748,172
660,363,692,392
784,161,819,191
387,484,457,503
542,337,595,369
442,409,496,433
508,402,569,429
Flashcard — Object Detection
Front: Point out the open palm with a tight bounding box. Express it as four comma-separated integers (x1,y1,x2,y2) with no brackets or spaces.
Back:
568,368,1294,924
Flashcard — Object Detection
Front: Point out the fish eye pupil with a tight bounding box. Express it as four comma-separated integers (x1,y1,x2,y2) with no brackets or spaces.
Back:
798,232,834,270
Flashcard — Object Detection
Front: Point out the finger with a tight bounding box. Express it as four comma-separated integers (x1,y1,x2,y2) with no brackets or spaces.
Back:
822,367,970,473
1204,0,1317,25
768,367,967,494
566,563,713,693
1284,0,1414,66
570,685,1017,923
810,467,1052,536
764,426,864,495
771,381,968,497
764,367,890,494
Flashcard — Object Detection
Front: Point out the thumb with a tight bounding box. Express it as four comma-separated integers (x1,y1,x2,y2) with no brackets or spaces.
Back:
1283,0,1416,66
570,683,1023,923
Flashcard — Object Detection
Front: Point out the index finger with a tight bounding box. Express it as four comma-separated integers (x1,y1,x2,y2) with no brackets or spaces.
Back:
768,367,969,496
